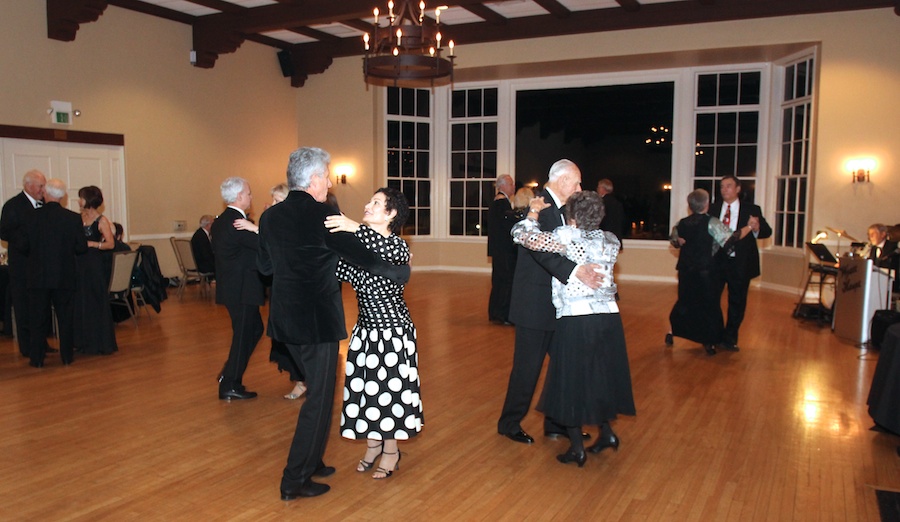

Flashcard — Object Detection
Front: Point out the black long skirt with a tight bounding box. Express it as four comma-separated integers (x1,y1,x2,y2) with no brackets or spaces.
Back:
669,268,724,345
537,313,635,426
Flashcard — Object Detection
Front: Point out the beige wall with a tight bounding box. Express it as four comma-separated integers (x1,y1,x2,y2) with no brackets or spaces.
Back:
2,3,898,289
0,1,298,276
296,9,900,291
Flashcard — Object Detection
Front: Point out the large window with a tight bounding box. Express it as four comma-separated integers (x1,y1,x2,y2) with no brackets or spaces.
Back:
386,87,432,235
693,71,761,204
774,57,814,248
449,88,499,236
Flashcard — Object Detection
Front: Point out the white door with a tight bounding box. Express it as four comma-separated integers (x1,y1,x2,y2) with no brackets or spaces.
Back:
0,138,127,226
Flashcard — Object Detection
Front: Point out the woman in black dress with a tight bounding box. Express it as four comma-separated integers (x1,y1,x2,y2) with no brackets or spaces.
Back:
74,186,118,355
666,189,749,355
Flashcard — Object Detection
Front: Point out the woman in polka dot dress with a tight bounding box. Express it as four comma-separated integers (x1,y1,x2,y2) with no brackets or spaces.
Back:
324,187,422,480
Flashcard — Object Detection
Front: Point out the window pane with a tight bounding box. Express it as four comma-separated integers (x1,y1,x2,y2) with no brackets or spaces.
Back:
451,90,466,118
796,61,808,98
777,179,785,211
784,65,795,101
467,89,483,117
737,112,758,144
785,213,795,246
715,146,736,176
483,152,497,179
739,72,761,105
401,150,414,177
417,122,429,150
696,113,715,144
401,88,415,116
481,181,494,207
387,150,400,177
451,124,465,151
418,180,430,207
796,214,805,246
416,89,430,117
807,58,815,93
484,88,498,116
401,179,416,206
465,209,480,235
717,113,737,144
467,152,481,178
450,181,463,207
697,74,717,106
719,73,739,105
416,152,429,178
449,209,463,235
451,152,466,178
417,209,430,235
799,178,807,212
484,122,498,150
387,121,400,149
781,143,791,176
736,146,757,177
787,178,797,212
405,208,416,235
792,141,803,174
695,147,714,177
465,180,480,207
387,87,400,115
467,122,482,150
781,107,792,143
387,178,400,192
401,121,415,149
793,105,806,141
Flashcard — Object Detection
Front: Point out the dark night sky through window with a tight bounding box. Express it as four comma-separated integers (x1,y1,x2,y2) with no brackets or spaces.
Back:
516,82,674,239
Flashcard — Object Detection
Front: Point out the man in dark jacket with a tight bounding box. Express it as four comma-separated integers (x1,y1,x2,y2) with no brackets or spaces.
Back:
22,179,87,367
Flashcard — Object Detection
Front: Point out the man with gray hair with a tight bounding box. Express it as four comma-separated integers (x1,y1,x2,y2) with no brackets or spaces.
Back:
258,146,410,500
0,169,47,358
22,179,87,367
191,214,216,277
487,173,517,324
211,177,264,400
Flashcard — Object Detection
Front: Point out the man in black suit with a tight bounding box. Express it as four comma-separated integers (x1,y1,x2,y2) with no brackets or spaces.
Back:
211,178,265,401
191,215,216,277
498,159,603,444
258,147,410,500
709,175,772,352
866,224,899,271
22,179,87,367
487,174,517,325
0,169,46,358
597,178,625,245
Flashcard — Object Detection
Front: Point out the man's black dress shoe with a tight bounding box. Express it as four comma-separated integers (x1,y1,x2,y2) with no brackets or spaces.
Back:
313,464,336,478
718,343,740,352
665,333,674,346
556,449,587,467
281,480,330,500
503,429,534,444
587,434,620,454
544,430,591,441
219,388,258,400
704,344,717,356
29,360,44,368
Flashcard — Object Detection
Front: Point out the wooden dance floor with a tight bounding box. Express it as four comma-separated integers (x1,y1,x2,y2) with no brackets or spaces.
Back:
0,273,897,520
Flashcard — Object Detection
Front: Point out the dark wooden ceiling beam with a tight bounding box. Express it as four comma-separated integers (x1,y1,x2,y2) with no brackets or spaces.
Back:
462,4,508,25
615,0,642,13
47,0,109,41
108,0,193,24
532,0,571,18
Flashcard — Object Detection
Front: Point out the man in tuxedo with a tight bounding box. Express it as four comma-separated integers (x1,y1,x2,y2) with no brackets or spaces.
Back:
597,178,625,245
498,159,603,444
22,179,87,367
0,169,46,358
258,147,410,500
487,174,517,325
709,175,772,352
866,224,899,271
211,178,265,401
191,215,216,277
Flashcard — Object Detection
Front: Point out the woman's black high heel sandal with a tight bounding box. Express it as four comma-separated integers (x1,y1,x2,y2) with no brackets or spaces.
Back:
373,450,401,480
587,434,620,454
358,442,384,472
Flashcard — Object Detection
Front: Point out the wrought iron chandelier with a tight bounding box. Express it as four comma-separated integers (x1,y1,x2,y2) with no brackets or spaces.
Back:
363,1,455,87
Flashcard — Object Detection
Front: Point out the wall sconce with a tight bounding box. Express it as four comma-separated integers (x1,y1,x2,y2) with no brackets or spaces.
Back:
811,230,828,244
334,164,354,185
847,158,875,183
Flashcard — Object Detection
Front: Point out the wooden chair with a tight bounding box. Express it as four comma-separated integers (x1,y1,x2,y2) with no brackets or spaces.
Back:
170,237,213,300
109,250,140,326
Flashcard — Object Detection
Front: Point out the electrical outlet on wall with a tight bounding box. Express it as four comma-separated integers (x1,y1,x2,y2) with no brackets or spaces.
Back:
173,220,186,232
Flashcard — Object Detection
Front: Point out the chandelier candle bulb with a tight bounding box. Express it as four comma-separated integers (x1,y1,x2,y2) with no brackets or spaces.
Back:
374,7,379,24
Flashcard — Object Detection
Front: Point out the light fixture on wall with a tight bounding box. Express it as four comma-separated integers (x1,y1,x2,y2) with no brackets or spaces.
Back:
334,164,354,185
362,1,455,87
811,230,828,244
847,158,875,183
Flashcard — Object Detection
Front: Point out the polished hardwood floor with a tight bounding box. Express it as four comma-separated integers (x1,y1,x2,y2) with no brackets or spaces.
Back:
0,273,897,520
